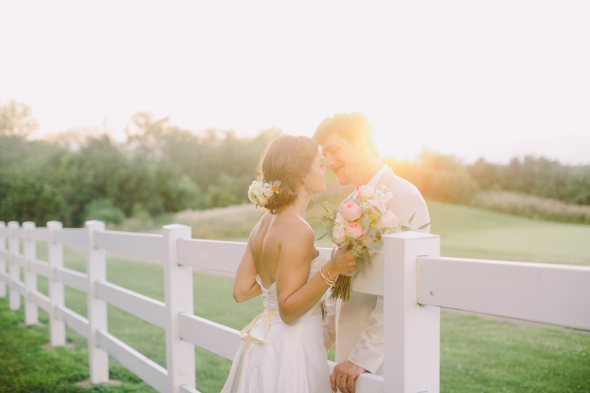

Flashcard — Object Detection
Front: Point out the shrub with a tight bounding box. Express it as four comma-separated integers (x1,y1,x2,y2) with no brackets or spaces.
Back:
153,160,204,211
0,177,66,226
386,152,479,204
469,156,590,206
174,203,264,239
471,191,590,225
112,203,155,232
204,173,251,208
83,199,126,225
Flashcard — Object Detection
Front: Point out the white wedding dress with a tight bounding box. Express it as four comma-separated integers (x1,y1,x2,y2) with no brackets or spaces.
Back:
221,252,333,393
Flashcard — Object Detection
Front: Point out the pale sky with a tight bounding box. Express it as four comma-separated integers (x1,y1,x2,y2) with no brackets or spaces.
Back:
1,1,589,164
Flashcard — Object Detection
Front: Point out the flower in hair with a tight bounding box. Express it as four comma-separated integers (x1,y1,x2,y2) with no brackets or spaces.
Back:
248,179,281,207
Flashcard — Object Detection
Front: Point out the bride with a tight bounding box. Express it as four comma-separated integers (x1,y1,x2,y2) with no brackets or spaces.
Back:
221,135,358,393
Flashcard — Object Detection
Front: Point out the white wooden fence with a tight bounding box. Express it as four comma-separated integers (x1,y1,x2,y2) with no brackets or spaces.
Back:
1,220,589,393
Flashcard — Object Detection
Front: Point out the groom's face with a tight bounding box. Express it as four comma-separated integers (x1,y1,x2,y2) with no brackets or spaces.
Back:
319,133,362,186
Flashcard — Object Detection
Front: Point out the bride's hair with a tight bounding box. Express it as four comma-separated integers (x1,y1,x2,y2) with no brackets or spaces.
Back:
256,134,318,214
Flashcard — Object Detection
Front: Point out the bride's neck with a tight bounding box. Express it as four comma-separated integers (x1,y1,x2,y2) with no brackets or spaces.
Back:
281,193,311,219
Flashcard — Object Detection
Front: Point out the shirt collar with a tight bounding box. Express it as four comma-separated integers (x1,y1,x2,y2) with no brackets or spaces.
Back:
366,164,390,188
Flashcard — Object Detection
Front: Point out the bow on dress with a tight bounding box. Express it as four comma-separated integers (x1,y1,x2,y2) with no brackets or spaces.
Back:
223,310,277,393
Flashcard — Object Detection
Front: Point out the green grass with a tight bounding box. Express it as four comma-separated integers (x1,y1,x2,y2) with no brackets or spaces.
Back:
2,201,590,392
428,201,590,266
441,312,590,393
0,298,153,393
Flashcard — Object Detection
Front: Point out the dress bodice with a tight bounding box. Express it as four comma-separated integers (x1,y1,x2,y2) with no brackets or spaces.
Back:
255,249,328,318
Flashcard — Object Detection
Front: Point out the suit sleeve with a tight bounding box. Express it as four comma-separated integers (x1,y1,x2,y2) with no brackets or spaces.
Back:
347,295,384,373
390,188,431,234
323,291,337,352
348,188,430,373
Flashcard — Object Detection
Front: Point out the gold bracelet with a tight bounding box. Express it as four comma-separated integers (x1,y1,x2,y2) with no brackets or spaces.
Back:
324,262,335,281
319,270,331,285
319,266,334,286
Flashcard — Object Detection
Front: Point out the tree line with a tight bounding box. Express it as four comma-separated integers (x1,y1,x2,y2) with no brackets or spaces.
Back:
386,152,590,207
0,103,280,227
1,101,589,227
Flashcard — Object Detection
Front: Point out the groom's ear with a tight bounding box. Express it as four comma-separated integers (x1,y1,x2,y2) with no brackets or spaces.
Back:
353,135,368,152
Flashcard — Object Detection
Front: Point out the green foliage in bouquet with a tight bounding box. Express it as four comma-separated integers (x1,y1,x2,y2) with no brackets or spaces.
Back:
318,190,430,302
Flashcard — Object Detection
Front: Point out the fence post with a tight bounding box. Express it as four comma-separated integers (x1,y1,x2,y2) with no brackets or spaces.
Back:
48,221,65,346
0,222,6,298
23,221,38,324
86,220,109,383
383,231,441,393
8,221,20,311
163,224,195,393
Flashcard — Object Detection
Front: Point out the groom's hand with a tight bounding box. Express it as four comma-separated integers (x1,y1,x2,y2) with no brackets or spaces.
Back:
330,360,367,393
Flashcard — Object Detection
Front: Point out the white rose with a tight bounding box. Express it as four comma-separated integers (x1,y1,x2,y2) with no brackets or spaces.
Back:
331,224,346,244
248,190,257,204
358,185,375,199
248,183,262,204
251,183,269,206
254,189,264,202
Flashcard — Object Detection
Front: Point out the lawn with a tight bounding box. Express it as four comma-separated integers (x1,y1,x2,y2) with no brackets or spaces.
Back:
1,201,590,392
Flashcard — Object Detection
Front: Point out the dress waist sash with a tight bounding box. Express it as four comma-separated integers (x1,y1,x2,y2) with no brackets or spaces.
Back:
221,304,323,393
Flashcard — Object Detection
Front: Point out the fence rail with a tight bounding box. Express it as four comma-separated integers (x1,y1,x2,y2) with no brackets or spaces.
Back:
95,280,167,329
1,220,589,393
57,228,88,246
97,328,169,392
417,256,590,330
95,230,166,260
55,267,89,292
28,258,50,277
179,313,242,361
57,305,90,339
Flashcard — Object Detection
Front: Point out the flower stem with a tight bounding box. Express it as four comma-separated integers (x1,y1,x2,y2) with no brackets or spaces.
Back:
330,275,352,302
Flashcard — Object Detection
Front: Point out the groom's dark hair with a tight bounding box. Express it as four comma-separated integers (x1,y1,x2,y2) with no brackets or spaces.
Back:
313,112,379,157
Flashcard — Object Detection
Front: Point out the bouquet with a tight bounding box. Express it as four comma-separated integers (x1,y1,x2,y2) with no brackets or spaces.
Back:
318,185,430,302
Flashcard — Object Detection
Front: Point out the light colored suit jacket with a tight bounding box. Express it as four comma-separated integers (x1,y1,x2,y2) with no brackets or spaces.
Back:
323,166,430,375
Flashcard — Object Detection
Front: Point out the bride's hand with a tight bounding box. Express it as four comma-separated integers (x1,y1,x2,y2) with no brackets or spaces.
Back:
327,247,358,277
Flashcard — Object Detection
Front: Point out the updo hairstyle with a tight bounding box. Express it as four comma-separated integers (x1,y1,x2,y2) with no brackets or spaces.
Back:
257,135,318,214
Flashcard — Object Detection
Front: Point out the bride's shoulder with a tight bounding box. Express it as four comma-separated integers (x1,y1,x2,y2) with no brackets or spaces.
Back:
269,215,314,244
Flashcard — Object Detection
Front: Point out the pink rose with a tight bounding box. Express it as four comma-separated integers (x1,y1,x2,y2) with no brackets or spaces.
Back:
361,234,373,244
357,185,375,199
375,210,398,230
340,203,362,222
345,222,365,239
369,200,386,216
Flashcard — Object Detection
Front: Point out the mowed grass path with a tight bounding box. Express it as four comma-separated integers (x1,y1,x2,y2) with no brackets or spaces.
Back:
428,201,590,266
1,201,590,392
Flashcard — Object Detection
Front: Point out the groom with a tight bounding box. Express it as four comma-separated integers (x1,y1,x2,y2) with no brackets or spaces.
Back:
314,112,431,393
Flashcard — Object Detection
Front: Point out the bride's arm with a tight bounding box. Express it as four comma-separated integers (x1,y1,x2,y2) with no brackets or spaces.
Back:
233,236,262,303
276,225,356,324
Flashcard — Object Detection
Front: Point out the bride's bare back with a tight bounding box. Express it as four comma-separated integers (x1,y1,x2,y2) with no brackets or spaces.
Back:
249,211,316,290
